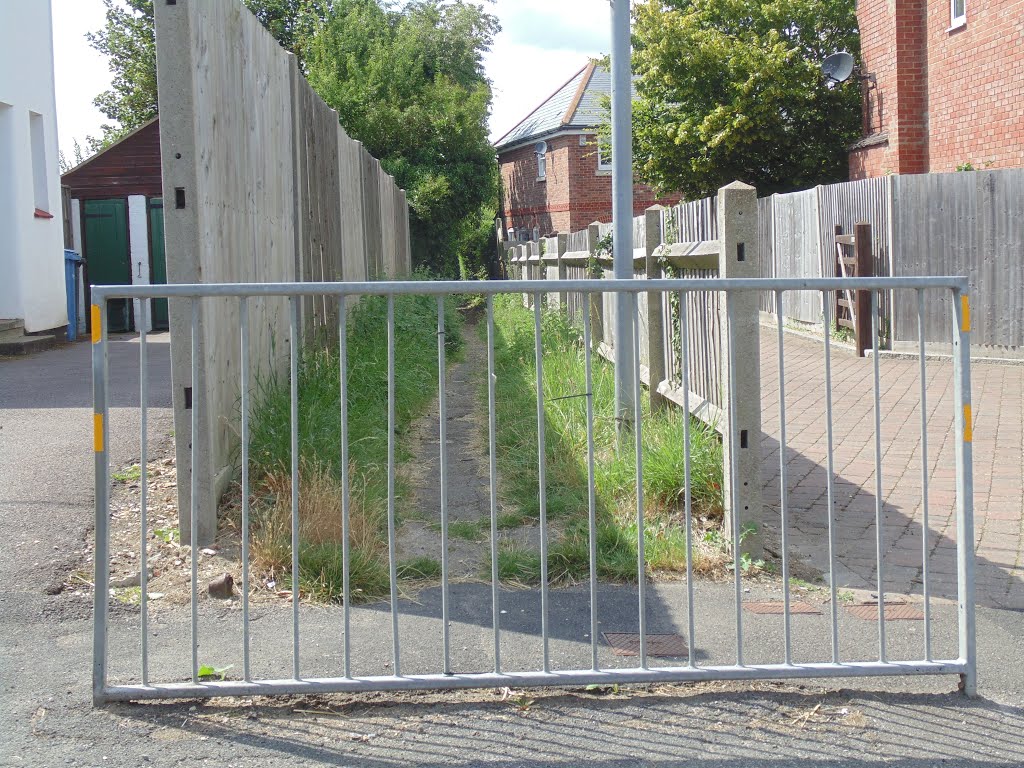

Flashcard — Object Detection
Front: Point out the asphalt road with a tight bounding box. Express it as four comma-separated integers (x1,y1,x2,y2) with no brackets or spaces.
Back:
1,337,1023,768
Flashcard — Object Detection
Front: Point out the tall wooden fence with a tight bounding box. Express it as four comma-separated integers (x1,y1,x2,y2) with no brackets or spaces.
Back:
155,0,411,543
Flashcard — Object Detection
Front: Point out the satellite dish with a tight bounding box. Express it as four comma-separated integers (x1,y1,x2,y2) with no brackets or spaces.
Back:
821,52,855,84
534,141,547,155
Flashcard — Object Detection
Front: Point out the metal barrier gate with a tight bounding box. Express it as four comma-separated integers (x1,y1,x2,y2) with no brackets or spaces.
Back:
91,276,975,703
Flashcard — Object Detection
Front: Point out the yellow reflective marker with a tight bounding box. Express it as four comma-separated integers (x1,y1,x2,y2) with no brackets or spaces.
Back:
91,305,102,343
961,295,971,333
963,404,973,443
94,413,104,452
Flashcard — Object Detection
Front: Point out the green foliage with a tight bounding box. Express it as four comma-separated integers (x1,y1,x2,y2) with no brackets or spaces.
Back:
630,0,862,198
485,295,724,585
396,556,443,580
85,0,327,152
306,0,500,276
247,287,462,601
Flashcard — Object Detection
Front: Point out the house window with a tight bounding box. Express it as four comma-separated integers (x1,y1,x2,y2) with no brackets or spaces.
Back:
535,141,547,180
30,112,50,214
597,141,612,172
950,0,966,27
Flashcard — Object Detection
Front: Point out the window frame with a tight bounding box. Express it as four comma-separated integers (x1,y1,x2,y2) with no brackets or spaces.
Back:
950,0,966,29
535,141,547,181
597,141,612,173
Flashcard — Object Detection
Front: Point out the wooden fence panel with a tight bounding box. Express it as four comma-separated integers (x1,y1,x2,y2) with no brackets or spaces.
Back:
771,188,820,323
892,169,1024,349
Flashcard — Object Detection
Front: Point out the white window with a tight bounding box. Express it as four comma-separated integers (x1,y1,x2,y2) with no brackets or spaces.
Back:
535,141,547,180
30,112,50,213
597,140,612,172
950,0,966,27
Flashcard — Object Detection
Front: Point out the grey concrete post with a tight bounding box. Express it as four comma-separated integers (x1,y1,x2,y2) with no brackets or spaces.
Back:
554,233,568,312
587,222,603,350
154,0,216,546
645,206,667,411
718,181,763,558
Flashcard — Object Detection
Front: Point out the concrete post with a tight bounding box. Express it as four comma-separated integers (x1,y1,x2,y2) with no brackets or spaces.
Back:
717,181,763,558
645,206,667,411
587,222,603,350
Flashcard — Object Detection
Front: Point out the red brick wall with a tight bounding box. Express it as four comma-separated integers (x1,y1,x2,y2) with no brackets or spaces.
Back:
499,132,679,237
851,0,1024,178
925,0,1024,171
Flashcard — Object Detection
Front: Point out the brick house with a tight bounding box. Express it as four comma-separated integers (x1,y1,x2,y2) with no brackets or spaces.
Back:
851,0,1024,178
495,61,678,240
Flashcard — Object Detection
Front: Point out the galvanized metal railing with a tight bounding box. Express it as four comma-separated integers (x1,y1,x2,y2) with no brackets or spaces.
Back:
90,276,975,703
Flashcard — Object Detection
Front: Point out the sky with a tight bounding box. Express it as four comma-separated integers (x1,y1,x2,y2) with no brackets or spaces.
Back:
51,0,613,159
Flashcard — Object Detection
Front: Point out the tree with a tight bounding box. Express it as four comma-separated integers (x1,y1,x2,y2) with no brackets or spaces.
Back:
306,0,500,276
86,0,326,152
630,0,861,199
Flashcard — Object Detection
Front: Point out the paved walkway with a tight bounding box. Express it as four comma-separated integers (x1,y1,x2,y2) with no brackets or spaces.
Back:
758,330,1024,610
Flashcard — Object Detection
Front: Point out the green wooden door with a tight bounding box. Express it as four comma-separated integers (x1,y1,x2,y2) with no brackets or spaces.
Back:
148,198,168,330
83,198,131,332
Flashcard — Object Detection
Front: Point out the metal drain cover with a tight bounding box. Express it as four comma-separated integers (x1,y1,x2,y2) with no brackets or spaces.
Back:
602,632,688,657
743,601,821,615
845,603,924,621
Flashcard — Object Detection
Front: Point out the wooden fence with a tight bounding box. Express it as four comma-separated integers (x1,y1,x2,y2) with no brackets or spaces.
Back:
155,0,412,543
506,182,765,554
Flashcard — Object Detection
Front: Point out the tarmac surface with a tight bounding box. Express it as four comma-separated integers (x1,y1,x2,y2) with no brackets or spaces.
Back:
2,335,1023,767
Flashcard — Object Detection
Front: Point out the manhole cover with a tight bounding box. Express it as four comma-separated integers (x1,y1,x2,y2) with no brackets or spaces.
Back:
845,603,924,621
602,632,688,657
743,601,821,615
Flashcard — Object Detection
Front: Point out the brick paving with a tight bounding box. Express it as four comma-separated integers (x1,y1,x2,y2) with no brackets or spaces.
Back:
758,330,1024,610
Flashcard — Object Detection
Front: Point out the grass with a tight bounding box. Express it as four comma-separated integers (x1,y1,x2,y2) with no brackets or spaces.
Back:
396,556,443,580
112,464,142,483
486,295,726,585
242,290,462,603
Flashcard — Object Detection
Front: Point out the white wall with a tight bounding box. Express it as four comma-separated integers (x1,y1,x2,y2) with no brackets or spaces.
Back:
0,0,68,332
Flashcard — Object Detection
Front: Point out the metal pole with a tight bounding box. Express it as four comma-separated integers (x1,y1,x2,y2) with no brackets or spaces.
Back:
92,300,110,704
610,0,635,430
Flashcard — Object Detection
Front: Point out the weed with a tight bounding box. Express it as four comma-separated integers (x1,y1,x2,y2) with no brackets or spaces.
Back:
243,289,462,603
113,586,142,605
112,464,142,483
484,296,724,584
396,556,443,580
153,527,179,545
447,520,485,541
837,590,855,603
198,664,234,681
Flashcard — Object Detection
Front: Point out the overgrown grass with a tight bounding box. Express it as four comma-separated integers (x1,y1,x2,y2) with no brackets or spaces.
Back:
243,291,462,603
487,294,726,585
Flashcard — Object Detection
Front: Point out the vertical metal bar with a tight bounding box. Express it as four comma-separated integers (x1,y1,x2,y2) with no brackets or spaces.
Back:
486,296,501,674
870,289,886,662
584,295,599,671
240,297,251,682
437,297,451,675
138,301,149,685
725,294,744,666
92,299,110,703
917,289,932,661
822,293,840,664
387,296,401,676
533,293,550,672
339,295,351,679
190,298,199,684
952,288,976,696
774,291,793,666
290,296,300,680
680,291,696,668
632,292,647,668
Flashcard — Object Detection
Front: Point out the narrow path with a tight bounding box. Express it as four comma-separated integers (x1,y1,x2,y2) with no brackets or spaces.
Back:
398,312,530,579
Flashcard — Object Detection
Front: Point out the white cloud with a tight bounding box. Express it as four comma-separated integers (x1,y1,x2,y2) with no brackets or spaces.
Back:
50,0,615,154
52,0,111,159
486,0,611,141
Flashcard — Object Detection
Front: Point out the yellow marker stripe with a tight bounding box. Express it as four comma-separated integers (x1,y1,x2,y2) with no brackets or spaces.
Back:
91,305,102,343
94,413,104,452
963,404,973,443
961,295,971,333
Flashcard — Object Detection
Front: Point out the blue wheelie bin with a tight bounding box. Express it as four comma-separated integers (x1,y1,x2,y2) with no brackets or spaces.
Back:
64,249,83,341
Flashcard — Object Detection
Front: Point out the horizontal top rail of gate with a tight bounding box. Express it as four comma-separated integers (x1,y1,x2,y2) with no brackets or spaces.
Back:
89,275,968,301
